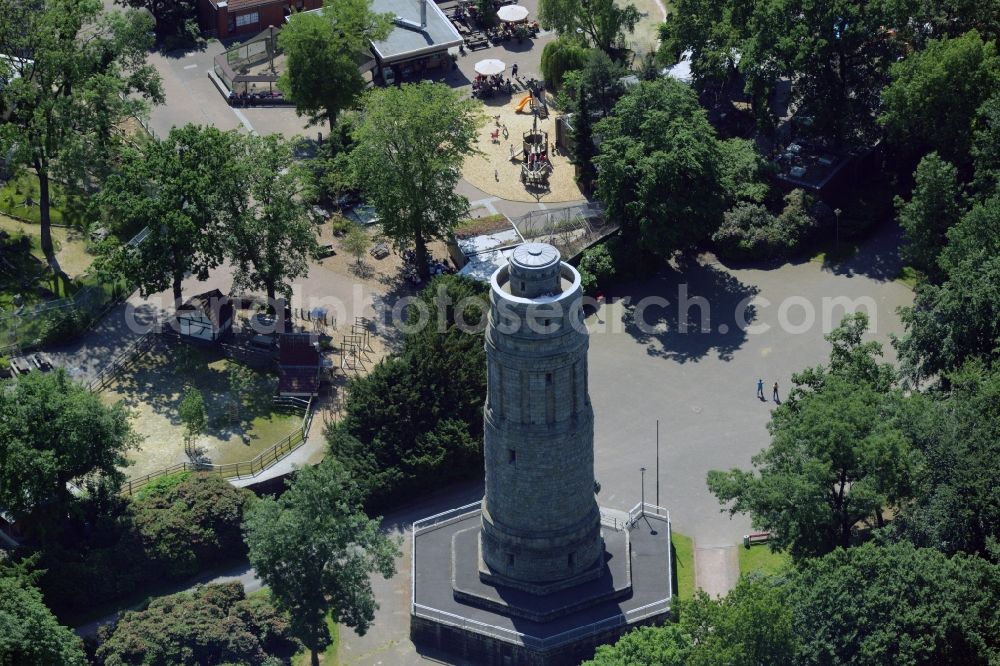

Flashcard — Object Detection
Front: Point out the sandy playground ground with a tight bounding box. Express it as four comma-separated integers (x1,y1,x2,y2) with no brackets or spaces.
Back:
462,95,585,204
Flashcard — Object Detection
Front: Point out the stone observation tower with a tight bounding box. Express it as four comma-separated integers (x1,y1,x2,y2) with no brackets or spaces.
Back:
411,243,673,666
479,243,603,592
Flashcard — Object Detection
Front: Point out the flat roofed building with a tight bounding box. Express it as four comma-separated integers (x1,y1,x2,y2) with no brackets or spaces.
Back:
199,0,322,39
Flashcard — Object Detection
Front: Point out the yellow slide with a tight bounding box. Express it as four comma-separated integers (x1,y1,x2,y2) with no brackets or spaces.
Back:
514,94,532,112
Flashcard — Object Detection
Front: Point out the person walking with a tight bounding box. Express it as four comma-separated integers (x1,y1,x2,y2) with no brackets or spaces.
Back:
756,378,765,400
512,63,519,77
772,381,780,402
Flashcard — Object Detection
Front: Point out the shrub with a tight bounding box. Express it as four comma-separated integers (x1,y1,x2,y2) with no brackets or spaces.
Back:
38,307,93,346
132,475,255,579
578,244,616,293
95,583,298,666
37,475,254,616
712,190,818,261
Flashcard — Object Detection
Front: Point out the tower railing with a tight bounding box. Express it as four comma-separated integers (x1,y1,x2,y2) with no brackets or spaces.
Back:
410,502,673,652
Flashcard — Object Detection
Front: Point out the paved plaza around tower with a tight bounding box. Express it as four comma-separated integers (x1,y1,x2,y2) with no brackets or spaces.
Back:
337,224,914,665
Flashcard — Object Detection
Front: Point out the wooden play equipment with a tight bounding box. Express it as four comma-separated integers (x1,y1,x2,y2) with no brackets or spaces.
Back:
520,118,552,188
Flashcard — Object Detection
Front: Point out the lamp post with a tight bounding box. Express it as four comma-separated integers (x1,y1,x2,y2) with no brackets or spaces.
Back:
834,208,842,250
640,466,646,517
655,420,659,508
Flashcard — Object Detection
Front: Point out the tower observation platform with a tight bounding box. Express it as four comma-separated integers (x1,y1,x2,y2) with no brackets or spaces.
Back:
411,244,673,665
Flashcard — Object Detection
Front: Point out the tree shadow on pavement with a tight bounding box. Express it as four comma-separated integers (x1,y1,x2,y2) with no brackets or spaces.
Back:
616,256,760,364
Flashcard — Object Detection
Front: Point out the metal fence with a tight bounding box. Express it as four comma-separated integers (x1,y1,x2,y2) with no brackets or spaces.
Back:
0,224,147,354
410,501,673,652
510,202,615,260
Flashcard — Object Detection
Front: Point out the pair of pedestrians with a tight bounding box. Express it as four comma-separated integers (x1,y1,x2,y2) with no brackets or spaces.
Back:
756,378,779,403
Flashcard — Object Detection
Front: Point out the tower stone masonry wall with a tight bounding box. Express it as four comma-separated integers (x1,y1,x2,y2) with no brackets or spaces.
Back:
479,243,604,588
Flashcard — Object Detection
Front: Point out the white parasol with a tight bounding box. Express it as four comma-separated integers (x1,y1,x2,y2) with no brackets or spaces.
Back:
497,4,529,22
474,58,506,76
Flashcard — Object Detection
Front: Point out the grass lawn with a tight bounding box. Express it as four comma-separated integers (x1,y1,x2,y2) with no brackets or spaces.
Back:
0,214,97,315
0,172,90,227
672,531,695,600
810,241,860,267
103,344,302,479
896,265,922,289
294,612,340,665
738,543,790,577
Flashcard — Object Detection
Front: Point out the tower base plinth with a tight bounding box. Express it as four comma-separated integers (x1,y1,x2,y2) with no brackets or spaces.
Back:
412,505,673,666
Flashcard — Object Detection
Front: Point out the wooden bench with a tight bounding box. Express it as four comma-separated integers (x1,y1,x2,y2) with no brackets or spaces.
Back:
743,532,771,548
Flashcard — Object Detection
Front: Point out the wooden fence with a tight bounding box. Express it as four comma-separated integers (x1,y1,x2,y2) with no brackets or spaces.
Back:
87,330,157,393
121,396,314,496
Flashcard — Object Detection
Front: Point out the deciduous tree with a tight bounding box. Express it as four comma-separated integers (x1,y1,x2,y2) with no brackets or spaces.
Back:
593,79,727,257
538,0,640,58
0,560,86,666
227,134,318,306
95,582,298,666
896,196,1000,379
791,543,1000,665
178,387,207,444
0,0,162,269
243,459,399,666
96,125,241,307
895,153,965,282
116,0,197,39
0,369,139,526
880,30,1000,165
278,0,392,131
708,316,913,559
350,82,483,281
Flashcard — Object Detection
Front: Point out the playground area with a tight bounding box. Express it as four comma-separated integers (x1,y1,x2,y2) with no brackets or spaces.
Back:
461,92,584,203
101,343,302,479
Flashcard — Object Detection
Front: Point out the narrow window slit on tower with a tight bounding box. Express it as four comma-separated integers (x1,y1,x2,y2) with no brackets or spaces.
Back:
507,554,515,567
568,552,574,568
545,372,552,385
509,449,516,464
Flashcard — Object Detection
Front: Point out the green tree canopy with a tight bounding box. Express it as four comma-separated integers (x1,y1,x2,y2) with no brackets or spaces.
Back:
95,582,298,666
97,124,242,306
889,363,1000,557
0,369,139,530
972,92,1000,196
791,543,1000,665
708,315,913,559
243,459,399,666
589,544,1000,665
538,0,639,57
540,38,591,90
880,30,1000,165
586,573,795,666
0,560,86,666
278,0,392,130
895,152,965,282
593,79,728,257
0,0,162,268
896,195,1000,379
116,0,196,38
327,275,488,508
349,82,483,280
37,474,254,616
228,134,318,305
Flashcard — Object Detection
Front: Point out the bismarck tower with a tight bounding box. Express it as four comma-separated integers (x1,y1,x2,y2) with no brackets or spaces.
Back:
412,243,672,665
480,243,603,593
